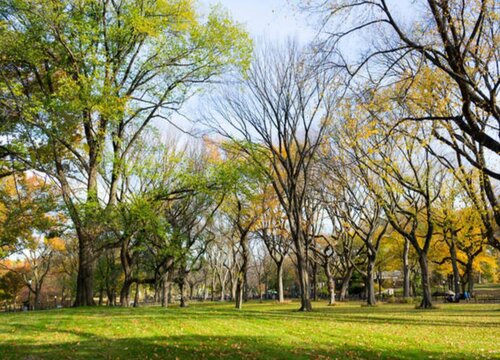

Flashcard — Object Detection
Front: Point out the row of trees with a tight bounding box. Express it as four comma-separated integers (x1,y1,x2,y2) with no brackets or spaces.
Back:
1,0,498,311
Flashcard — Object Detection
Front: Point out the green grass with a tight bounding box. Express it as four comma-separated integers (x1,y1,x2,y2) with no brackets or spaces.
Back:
1,301,499,359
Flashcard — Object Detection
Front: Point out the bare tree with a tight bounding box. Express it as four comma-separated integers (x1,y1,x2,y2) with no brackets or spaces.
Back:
204,41,337,311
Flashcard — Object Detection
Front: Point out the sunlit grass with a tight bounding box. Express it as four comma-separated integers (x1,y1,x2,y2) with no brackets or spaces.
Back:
1,301,499,359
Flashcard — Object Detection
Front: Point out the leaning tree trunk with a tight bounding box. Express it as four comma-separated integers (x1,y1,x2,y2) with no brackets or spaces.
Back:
366,256,377,306
120,279,133,307
403,239,411,299
418,252,433,308
339,266,354,301
324,262,335,306
74,235,95,307
277,260,285,303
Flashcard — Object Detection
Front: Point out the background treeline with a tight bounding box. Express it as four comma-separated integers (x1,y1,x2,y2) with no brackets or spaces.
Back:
0,0,498,311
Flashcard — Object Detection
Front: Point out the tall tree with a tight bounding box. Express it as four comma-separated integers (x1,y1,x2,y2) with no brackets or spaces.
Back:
0,0,251,306
205,42,337,311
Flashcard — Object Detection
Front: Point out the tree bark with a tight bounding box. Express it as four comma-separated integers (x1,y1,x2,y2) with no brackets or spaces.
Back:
296,250,312,311
277,260,285,303
179,280,187,308
324,262,335,305
120,279,132,307
161,272,171,308
403,239,411,299
133,282,140,307
366,256,377,306
339,266,354,301
449,238,461,296
235,277,244,309
98,288,103,306
418,253,433,308
74,235,95,306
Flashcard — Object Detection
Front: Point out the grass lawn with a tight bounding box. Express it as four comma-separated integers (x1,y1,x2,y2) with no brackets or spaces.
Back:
1,301,499,359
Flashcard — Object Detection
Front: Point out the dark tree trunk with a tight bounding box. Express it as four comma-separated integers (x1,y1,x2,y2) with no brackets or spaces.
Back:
339,266,354,301
296,251,312,311
120,279,132,307
98,288,103,306
312,261,318,302
179,280,188,308
418,253,433,308
236,235,249,309
292,229,311,311
133,282,140,307
403,239,411,299
449,239,461,295
366,256,377,306
106,288,114,306
161,272,171,308
34,289,41,310
235,277,244,309
74,236,95,307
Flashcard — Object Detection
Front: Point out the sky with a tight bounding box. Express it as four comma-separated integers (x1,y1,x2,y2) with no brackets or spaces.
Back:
161,0,317,140
200,0,316,42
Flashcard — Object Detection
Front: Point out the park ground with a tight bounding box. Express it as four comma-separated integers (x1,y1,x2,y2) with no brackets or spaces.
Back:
0,301,499,360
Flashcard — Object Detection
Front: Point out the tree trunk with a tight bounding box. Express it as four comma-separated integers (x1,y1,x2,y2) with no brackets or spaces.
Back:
466,262,474,294
366,256,377,306
133,282,140,307
324,262,335,305
189,283,194,300
235,277,244,309
296,250,312,311
312,261,318,302
106,288,114,306
98,287,103,306
449,239,461,296
418,252,433,308
120,279,132,307
339,266,354,301
161,272,171,308
34,290,40,311
220,277,225,302
74,236,95,307
179,280,188,308
277,260,285,303
403,239,410,299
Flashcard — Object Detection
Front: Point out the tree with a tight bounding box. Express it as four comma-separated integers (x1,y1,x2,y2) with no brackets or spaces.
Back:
204,41,337,311
340,108,445,308
304,0,500,249
0,0,251,306
255,187,291,303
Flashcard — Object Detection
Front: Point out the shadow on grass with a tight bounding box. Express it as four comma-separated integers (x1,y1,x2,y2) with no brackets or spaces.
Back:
0,333,479,360
13,302,496,330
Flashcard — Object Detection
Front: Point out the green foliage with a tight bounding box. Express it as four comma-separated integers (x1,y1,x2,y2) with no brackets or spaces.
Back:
0,271,23,302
